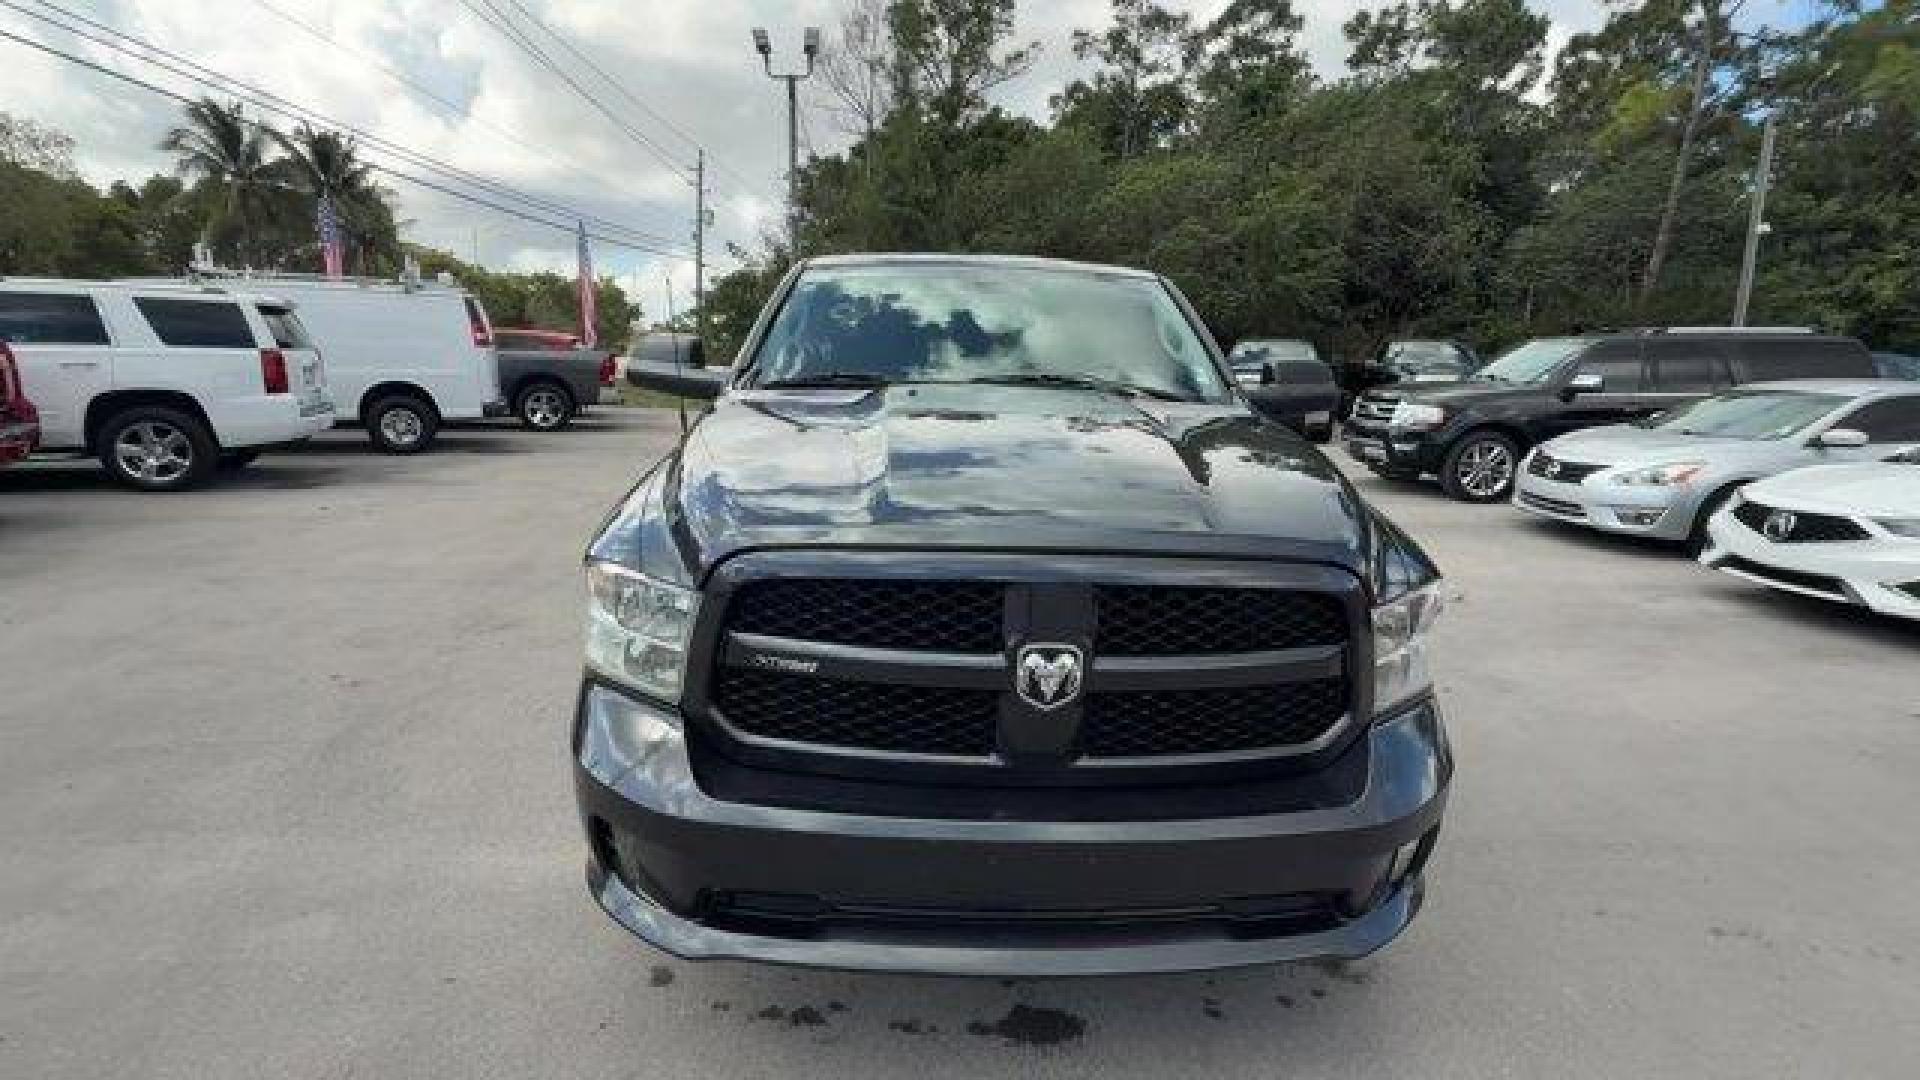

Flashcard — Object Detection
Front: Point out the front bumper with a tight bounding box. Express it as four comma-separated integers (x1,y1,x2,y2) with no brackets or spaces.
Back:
574,682,1450,976
1702,511,1920,621
1342,422,1437,477
1511,467,1693,540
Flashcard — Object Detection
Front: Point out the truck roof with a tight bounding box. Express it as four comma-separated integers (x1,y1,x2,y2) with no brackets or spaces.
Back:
802,252,1160,280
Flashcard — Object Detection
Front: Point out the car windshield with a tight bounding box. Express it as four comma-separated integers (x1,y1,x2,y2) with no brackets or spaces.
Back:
1638,389,1849,439
1473,337,1588,384
1382,341,1459,369
748,263,1229,402
1235,340,1316,365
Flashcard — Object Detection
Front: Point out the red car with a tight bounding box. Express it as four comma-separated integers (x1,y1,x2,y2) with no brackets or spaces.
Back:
0,340,41,468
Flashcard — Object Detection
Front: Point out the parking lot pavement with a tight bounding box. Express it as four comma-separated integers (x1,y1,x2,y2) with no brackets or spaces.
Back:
3,411,1917,1079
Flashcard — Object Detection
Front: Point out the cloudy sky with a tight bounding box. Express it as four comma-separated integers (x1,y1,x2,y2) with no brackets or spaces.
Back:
1,0,1817,322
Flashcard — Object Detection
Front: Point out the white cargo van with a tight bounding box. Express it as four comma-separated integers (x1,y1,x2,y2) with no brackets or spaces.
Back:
126,273,506,452
0,279,333,490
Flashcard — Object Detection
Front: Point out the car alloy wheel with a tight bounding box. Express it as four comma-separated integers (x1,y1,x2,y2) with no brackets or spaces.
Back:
114,420,193,483
1456,440,1514,499
380,406,424,448
523,387,567,430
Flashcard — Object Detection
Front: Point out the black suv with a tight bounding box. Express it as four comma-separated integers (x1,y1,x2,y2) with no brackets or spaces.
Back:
581,254,1450,976
1343,330,1877,502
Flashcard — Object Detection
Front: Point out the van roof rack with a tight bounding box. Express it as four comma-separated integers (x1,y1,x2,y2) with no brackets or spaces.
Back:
1637,325,1818,335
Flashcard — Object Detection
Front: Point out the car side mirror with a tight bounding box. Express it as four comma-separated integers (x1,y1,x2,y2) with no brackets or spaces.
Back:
1815,427,1868,449
1561,372,1603,401
1260,363,1276,385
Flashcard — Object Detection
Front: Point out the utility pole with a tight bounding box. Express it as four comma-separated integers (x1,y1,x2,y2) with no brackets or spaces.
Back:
693,147,707,346
752,25,820,253
1733,112,1777,327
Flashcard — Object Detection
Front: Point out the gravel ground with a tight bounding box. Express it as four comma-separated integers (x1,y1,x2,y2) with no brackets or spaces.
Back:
2,409,1916,1079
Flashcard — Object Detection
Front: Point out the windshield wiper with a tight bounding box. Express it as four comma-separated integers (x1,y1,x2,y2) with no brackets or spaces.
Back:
758,371,890,390
966,372,1187,402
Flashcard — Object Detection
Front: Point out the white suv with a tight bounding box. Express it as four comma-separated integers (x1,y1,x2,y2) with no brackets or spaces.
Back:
0,280,333,490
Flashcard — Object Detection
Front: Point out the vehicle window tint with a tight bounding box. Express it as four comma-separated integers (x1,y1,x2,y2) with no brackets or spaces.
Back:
258,306,310,349
1275,360,1333,386
1572,341,1644,392
134,297,256,348
1836,397,1920,443
1646,339,1730,392
1733,339,1874,381
0,291,110,344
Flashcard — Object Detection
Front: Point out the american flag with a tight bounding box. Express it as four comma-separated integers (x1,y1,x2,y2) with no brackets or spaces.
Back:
316,195,345,279
576,221,598,349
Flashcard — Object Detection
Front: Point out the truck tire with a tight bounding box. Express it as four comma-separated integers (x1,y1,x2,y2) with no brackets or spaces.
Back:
1440,430,1521,503
515,380,574,432
98,405,217,491
367,394,438,454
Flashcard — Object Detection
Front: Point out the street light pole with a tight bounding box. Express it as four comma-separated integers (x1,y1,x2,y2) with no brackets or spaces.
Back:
1733,112,1777,327
753,25,820,253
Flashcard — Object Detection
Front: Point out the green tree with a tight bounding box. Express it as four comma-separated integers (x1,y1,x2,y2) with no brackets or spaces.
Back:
271,123,399,274
160,98,283,267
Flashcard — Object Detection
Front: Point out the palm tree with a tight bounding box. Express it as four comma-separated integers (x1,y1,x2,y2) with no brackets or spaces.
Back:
273,123,397,273
160,98,280,267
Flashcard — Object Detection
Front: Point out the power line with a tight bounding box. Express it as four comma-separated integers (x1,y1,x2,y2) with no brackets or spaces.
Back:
6,0,688,256
495,0,776,208
456,0,695,186
0,20,684,257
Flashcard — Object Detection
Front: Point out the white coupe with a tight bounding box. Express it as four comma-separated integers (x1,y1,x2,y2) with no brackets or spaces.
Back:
1701,448,1920,621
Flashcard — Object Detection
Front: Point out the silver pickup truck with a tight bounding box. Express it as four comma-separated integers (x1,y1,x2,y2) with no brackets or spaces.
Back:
495,329,613,431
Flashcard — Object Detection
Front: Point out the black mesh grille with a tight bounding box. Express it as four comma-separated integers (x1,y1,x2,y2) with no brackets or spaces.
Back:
1527,452,1606,483
1095,586,1346,655
1733,501,1869,543
1080,679,1349,758
1518,491,1586,518
715,669,999,757
727,579,1005,652
1721,556,1847,597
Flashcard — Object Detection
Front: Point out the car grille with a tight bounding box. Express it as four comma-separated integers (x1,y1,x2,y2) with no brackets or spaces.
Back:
1526,452,1605,484
1517,492,1586,519
715,669,999,756
704,572,1356,778
1080,680,1348,758
727,579,1004,652
1352,395,1399,425
1093,585,1345,655
1720,556,1848,599
1732,501,1869,543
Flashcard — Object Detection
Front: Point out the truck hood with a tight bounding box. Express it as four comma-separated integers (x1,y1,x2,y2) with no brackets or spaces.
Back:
1370,380,1540,406
1743,462,1920,518
665,384,1367,574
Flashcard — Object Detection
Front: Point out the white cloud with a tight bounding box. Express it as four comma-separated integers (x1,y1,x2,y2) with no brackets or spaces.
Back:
1,0,1810,324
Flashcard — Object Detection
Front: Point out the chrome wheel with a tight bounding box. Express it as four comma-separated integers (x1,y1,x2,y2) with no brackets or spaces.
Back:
379,406,424,447
523,387,567,429
114,421,193,483
1456,440,1514,499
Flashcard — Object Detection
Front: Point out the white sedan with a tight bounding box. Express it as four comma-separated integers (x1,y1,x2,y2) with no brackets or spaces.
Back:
1700,448,1920,620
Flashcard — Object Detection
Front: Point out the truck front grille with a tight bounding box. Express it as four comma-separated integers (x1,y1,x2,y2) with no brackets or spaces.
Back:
1081,679,1348,758
1353,395,1399,425
1093,585,1345,655
702,568,1360,779
716,668,999,757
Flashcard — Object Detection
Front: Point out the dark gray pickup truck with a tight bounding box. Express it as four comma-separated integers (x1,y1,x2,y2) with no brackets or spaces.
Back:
495,329,611,430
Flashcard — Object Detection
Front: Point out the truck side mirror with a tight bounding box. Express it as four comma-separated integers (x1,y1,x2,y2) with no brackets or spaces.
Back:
1562,371,1603,400
1815,427,1868,449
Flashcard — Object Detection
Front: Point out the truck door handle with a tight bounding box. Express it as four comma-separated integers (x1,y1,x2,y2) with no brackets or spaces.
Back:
59,361,100,369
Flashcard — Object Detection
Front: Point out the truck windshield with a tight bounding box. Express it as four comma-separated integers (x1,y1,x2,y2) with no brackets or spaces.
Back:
748,264,1230,402
1473,337,1588,383
1640,389,1848,439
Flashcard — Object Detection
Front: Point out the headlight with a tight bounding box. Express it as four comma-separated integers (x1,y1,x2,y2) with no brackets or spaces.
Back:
585,561,698,705
1373,581,1443,716
1875,518,1920,539
1389,402,1447,431
1609,461,1706,487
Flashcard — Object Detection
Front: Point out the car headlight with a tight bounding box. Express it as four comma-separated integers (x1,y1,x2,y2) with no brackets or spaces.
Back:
1373,581,1444,716
1389,402,1447,431
585,561,698,705
1609,461,1707,487
1875,517,1920,539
